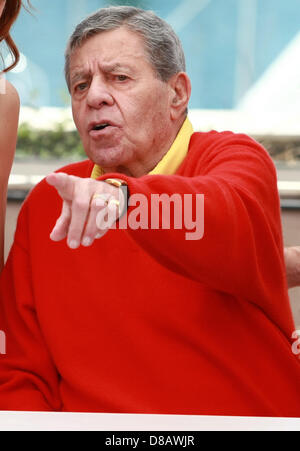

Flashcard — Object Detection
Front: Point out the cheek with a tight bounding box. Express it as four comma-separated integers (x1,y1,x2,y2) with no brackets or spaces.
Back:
128,96,165,131
121,95,145,120
72,105,84,134
123,86,164,119
146,87,170,118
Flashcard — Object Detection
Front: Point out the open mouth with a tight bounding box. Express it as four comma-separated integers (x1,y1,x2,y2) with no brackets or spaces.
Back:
93,124,109,131
91,123,111,132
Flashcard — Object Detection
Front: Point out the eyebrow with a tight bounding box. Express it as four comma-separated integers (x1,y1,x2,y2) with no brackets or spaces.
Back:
70,71,91,86
70,63,133,85
102,63,133,74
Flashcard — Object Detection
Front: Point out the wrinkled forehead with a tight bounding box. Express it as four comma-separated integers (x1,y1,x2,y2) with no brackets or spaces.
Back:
69,28,157,84
70,27,150,67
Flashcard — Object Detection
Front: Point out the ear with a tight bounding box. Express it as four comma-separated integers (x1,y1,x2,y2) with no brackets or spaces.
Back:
168,72,191,121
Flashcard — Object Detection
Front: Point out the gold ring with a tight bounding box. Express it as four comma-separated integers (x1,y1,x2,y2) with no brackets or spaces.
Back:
92,193,104,200
92,193,110,206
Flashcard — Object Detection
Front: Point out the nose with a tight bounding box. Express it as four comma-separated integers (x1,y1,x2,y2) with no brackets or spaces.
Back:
86,76,114,109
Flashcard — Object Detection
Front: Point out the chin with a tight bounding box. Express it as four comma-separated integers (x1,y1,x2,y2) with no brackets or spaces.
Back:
87,146,126,169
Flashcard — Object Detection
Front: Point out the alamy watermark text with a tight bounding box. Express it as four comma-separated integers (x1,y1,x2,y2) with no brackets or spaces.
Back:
97,192,205,241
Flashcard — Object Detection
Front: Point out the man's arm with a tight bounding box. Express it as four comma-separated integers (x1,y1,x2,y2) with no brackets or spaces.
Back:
284,246,300,289
46,132,291,332
109,133,292,334
121,164,286,307
0,203,62,411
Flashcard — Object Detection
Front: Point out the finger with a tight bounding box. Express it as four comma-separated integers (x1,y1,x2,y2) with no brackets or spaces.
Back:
95,207,110,232
92,197,122,243
82,192,123,245
94,193,111,208
46,173,77,202
107,198,122,219
95,202,118,232
67,181,93,249
81,193,115,246
107,188,126,218
50,201,71,242
81,200,108,247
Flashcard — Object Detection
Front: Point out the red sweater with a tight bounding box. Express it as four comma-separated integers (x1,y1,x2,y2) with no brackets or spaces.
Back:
0,131,300,416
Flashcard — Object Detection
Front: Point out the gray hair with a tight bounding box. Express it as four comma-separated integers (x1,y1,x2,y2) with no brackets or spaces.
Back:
64,6,186,90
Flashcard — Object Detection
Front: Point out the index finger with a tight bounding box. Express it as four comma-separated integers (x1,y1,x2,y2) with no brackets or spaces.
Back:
46,173,77,202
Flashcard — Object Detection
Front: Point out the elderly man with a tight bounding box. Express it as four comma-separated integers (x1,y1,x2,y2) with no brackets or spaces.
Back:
0,6,300,416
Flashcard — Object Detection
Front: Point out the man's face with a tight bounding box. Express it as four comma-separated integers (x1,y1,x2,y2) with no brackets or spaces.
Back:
69,27,175,176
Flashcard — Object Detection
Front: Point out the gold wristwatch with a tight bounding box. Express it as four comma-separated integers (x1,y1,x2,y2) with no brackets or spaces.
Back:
103,178,129,216
103,178,128,188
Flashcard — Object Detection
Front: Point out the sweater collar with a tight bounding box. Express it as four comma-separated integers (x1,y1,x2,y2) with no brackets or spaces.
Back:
91,117,194,179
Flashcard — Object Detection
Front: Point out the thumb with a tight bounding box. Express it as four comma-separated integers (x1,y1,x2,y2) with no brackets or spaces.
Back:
46,172,76,202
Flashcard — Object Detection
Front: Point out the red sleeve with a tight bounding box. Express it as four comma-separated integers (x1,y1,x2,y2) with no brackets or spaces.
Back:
0,202,61,412
99,132,289,327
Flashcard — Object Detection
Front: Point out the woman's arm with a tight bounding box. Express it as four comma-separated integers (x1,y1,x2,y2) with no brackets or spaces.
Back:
284,246,300,289
0,79,20,271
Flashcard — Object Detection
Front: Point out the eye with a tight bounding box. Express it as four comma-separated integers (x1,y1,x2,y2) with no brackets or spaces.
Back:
74,82,88,93
116,75,129,82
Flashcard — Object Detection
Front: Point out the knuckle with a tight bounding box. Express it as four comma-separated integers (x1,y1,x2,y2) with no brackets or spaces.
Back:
90,200,101,211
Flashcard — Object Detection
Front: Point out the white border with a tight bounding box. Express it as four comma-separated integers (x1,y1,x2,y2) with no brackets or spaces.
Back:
0,412,299,431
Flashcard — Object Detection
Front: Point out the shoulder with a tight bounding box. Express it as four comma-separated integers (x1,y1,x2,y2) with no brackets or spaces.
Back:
190,129,264,150
183,130,277,179
189,130,273,165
